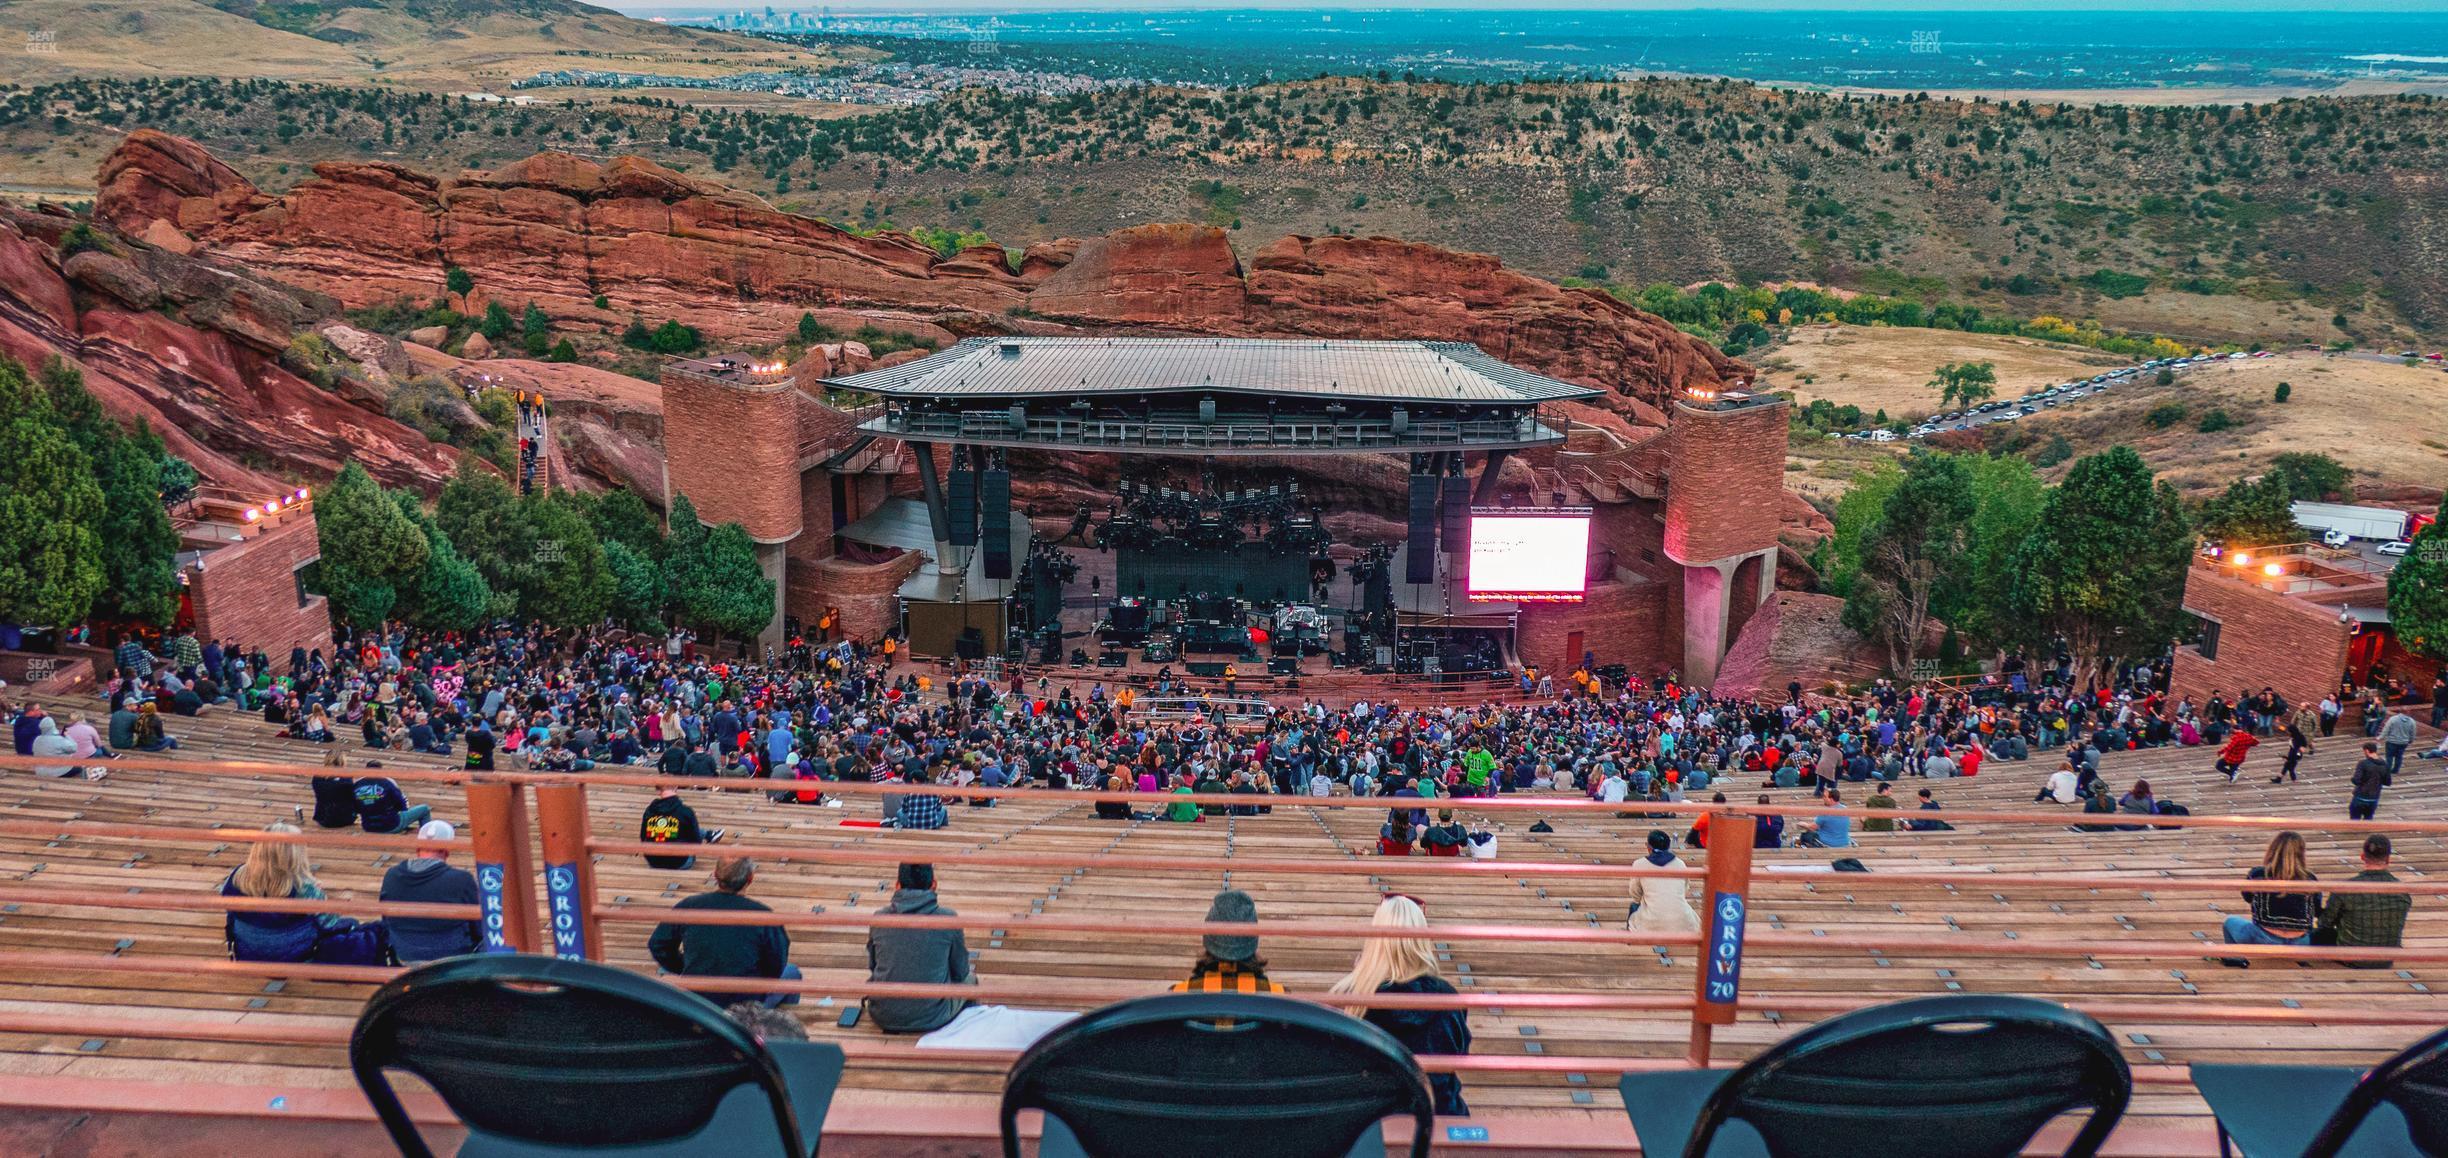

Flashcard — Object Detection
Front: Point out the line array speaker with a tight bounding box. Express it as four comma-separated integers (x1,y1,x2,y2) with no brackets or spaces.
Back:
980,469,1013,580
947,468,978,547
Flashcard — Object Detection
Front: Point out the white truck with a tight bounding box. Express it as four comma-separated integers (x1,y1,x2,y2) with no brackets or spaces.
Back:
2291,502,2410,544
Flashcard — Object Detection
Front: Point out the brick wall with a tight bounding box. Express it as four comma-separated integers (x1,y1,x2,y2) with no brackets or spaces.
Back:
1662,398,1790,566
0,651,96,696
1517,576,1671,679
2169,567,2352,713
660,368,803,543
189,510,335,666
787,552,923,643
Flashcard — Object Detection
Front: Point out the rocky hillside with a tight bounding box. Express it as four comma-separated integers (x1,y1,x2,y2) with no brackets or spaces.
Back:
12,74,2445,344
94,130,1746,416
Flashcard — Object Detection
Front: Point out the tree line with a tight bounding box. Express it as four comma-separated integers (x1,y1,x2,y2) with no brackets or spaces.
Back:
0,357,186,630
312,464,776,642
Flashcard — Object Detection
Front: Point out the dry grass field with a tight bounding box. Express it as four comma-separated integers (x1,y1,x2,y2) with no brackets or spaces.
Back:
0,0,838,91
1751,324,2133,422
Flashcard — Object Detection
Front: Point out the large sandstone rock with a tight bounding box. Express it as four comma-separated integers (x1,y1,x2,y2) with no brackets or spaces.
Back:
95,133,1748,412
461,332,493,360
0,210,464,494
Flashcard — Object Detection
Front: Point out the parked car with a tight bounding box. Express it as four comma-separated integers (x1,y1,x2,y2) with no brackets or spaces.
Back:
2379,540,2413,557
1869,429,1897,443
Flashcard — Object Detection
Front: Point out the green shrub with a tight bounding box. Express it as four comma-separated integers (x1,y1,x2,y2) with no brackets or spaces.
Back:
2146,402,2189,430
2083,269,2150,299
2196,409,2238,433
2274,381,2291,403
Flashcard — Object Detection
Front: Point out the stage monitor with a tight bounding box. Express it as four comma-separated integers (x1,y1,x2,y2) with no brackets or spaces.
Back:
1466,508,1592,603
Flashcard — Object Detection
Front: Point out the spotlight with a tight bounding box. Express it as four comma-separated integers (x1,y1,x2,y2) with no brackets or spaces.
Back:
2263,562,2284,577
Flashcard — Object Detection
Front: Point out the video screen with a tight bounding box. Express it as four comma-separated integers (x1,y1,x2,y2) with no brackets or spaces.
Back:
1465,509,1591,603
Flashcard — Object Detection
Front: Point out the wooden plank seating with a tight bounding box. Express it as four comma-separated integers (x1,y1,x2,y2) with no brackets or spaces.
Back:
3,686,2444,1152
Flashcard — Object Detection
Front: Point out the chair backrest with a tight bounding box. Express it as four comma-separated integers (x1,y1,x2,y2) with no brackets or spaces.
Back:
2306,1025,2448,1158
998,993,1434,1158
1681,994,2130,1158
350,954,805,1158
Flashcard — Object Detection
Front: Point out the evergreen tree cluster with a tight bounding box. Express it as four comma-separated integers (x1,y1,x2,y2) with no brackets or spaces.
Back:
314,465,775,640
0,356,185,629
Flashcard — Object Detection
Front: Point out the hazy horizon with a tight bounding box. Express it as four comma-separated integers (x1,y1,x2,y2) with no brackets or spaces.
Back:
606,2,2448,14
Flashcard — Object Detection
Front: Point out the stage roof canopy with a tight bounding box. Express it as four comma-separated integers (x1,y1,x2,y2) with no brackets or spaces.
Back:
825,337,1604,406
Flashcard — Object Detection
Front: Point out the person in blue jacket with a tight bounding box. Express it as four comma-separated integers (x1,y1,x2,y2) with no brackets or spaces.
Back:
1328,895,1473,1116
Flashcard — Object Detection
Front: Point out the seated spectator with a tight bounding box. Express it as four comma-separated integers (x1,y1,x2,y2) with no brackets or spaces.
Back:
1922,749,1958,779
642,785,725,870
865,863,976,1034
297,704,335,744
1378,818,1416,856
1752,794,1785,848
1862,782,1898,832
1906,787,1953,831
309,749,358,829
63,713,112,763
221,823,386,965
2217,831,2319,968
648,857,801,1008
1798,788,1852,848
353,764,431,835
2117,779,2157,830
2035,761,2081,804
1172,888,1283,994
108,703,139,751
1465,830,1498,860
891,766,948,830
381,820,482,963
131,702,179,751
1328,895,1471,1116
2314,835,2411,969
29,717,98,779
406,713,450,756
1421,811,1467,857
1627,830,1699,935
1094,769,1134,820
10,703,43,756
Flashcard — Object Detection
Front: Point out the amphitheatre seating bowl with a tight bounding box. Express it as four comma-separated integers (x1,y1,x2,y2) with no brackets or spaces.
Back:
1,688,2444,1154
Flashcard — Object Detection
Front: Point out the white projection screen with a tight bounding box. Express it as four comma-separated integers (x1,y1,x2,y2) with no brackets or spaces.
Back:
1465,508,1592,603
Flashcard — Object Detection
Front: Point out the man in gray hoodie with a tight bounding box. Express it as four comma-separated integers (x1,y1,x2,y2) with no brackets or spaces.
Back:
865,863,974,1034
2381,710,2418,778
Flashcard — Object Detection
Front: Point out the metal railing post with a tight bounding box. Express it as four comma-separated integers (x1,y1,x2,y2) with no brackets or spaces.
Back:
535,782,604,962
1687,805,1756,1068
465,779,540,955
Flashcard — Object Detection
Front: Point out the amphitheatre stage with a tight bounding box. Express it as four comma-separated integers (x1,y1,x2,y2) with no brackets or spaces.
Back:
662,336,1797,690
1,677,2444,1155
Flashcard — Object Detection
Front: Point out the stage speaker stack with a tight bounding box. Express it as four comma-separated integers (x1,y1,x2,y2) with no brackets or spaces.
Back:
1405,474,1438,585
1441,474,1470,554
980,469,1012,579
947,469,979,547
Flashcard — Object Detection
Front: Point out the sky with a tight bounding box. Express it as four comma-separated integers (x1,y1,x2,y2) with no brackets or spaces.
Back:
606,1,2448,12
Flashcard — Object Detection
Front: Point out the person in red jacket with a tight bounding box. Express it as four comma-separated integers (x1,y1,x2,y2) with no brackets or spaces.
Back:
2215,728,2260,783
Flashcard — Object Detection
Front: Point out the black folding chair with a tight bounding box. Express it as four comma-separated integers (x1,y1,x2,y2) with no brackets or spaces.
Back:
1618,994,2131,1157
999,992,1434,1158
350,954,842,1157
2192,1026,2448,1157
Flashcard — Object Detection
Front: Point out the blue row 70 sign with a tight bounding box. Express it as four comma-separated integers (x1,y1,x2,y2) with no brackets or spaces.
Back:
1703,892,1747,1006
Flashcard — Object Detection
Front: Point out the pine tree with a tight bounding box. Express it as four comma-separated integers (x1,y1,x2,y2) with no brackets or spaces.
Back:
0,357,105,626
2387,497,2448,663
313,462,427,626
2004,447,2193,684
662,494,774,641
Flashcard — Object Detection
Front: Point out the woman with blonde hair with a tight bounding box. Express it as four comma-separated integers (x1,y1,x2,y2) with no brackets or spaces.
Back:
2219,830,2320,966
1328,894,1471,1115
220,823,384,964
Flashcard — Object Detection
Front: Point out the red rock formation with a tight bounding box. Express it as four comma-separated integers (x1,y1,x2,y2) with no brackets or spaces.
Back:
98,132,1747,413
0,209,461,493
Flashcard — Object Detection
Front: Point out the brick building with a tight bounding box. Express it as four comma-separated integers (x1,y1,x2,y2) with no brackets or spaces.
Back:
177,489,334,666
663,339,1790,685
2169,544,2406,713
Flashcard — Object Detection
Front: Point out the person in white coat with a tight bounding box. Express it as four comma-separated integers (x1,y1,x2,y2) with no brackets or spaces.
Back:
1626,830,1699,935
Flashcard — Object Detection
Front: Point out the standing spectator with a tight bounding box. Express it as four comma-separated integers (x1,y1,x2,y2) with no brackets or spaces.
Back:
2380,710,2417,778
1328,896,1471,1116
2215,831,2319,968
2349,742,2390,821
2212,728,2258,783
648,858,801,1008
2313,835,2411,970
381,820,482,963
864,863,975,1034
